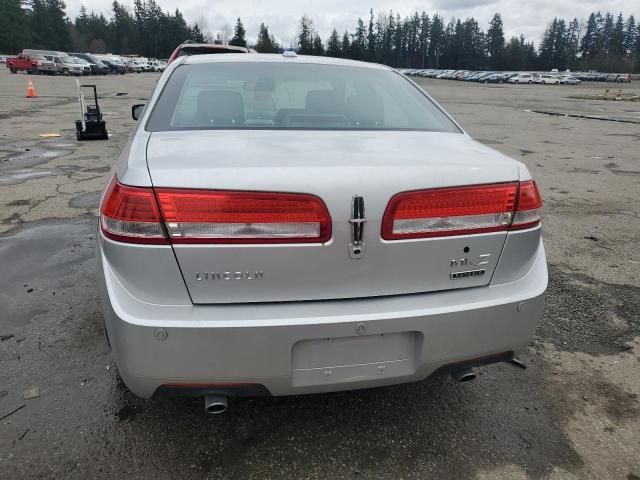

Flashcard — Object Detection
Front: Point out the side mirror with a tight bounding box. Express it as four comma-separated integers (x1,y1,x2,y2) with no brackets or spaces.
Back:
132,104,145,121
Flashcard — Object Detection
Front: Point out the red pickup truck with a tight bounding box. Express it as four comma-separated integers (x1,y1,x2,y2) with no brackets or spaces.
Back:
6,53,56,75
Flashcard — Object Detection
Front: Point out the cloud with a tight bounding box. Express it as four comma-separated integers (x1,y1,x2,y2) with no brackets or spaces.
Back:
429,0,499,11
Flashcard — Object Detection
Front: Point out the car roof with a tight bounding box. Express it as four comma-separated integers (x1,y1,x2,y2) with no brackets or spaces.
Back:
179,43,248,52
184,53,392,71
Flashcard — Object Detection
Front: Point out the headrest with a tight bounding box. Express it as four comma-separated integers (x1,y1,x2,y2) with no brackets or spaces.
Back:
346,95,384,127
305,90,343,114
196,90,245,126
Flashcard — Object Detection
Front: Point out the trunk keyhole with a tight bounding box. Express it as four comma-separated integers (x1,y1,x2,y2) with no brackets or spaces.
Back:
464,246,470,253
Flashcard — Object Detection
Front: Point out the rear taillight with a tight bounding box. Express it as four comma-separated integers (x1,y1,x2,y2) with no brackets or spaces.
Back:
101,179,331,244
155,189,331,244
100,177,167,244
382,181,542,240
510,180,543,230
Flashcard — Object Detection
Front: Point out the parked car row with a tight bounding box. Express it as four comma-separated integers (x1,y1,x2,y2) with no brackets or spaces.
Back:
574,72,632,83
401,68,632,85
4,49,166,76
400,69,581,85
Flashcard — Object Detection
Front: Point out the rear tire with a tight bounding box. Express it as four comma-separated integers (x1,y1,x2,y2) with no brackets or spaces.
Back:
9,67,17,74
528,80,532,84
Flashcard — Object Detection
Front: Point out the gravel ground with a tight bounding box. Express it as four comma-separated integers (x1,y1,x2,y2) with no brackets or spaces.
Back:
0,69,639,480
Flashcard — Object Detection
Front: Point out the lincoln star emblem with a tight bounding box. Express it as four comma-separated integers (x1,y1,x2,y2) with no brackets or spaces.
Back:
349,195,366,259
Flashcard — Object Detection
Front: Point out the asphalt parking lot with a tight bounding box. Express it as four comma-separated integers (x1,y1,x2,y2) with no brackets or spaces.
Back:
0,69,639,479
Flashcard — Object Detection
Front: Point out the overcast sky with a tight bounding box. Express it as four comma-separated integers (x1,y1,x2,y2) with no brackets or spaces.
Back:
65,0,638,46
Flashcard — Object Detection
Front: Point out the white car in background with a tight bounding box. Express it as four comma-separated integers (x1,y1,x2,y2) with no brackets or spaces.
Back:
436,70,454,79
126,60,143,73
46,55,88,76
559,75,581,85
137,58,152,71
508,73,534,84
150,60,166,72
535,74,560,85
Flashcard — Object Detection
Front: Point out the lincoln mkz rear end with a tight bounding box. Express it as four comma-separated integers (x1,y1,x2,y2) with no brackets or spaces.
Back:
97,54,547,413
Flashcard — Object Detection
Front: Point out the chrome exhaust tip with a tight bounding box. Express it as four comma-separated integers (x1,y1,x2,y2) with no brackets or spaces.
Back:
451,368,476,383
204,395,228,415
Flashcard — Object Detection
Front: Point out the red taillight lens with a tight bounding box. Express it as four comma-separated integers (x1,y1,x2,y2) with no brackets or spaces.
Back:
100,177,167,244
382,181,542,240
155,189,331,244
511,180,543,230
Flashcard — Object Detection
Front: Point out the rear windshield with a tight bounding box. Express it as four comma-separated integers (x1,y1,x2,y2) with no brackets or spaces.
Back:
146,62,460,132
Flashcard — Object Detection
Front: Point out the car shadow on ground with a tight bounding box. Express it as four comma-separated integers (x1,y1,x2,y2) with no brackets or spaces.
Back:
105,349,583,479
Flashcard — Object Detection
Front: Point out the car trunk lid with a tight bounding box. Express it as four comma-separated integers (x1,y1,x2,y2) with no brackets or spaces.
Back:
146,130,520,304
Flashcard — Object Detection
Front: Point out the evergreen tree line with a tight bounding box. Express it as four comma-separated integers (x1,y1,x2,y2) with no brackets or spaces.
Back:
539,13,639,72
0,0,207,57
1,1,638,72
306,12,516,71
297,10,640,72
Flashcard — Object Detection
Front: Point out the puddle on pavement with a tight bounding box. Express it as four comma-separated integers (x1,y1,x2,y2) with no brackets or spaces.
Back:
0,144,68,174
0,168,56,186
0,218,95,333
0,143,69,185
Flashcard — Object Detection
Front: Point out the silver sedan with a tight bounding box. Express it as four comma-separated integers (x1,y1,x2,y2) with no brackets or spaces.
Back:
97,53,547,413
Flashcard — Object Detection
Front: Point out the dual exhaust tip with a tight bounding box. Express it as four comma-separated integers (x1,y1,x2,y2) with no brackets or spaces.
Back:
203,368,477,414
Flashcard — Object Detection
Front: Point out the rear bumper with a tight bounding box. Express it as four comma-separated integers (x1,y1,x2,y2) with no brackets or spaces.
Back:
98,241,547,399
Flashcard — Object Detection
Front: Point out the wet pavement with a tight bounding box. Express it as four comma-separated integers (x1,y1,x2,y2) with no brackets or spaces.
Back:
0,218,95,331
0,69,639,479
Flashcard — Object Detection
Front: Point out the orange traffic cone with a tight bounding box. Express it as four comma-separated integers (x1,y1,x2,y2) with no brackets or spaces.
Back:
26,80,37,98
